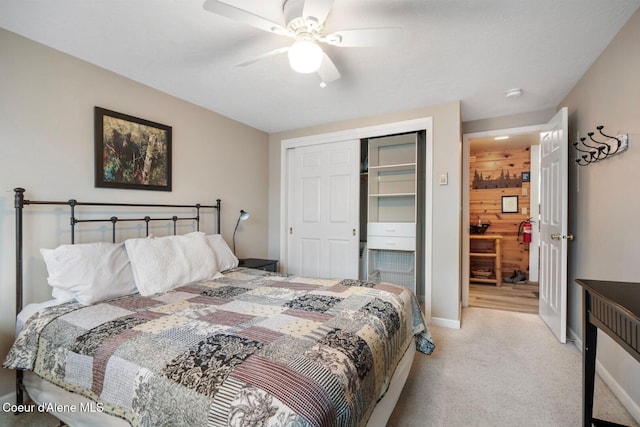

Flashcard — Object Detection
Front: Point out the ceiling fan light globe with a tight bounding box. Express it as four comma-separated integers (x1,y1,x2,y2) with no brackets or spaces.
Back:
288,40,323,73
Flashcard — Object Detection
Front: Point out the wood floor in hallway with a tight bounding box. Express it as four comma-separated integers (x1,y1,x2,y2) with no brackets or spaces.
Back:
469,281,539,314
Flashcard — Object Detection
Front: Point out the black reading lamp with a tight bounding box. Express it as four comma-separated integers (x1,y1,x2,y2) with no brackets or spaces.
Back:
232,209,250,255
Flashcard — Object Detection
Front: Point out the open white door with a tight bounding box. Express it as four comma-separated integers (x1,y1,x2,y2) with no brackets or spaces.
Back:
539,107,569,343
287,140,360,279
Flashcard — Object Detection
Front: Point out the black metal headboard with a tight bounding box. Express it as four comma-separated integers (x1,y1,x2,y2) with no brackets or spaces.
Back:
14,187,221,312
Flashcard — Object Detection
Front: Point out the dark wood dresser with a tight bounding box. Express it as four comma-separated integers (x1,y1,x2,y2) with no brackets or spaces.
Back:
239,258,278,272
576,279,640,427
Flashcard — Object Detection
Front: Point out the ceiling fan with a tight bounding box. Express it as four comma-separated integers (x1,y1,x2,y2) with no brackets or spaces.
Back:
203,0,402,86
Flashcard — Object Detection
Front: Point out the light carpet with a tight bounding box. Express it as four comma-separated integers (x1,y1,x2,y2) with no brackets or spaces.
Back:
387,307,638,426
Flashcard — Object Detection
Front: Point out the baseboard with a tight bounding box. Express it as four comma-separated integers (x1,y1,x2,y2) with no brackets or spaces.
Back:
568,327,582,351
568,326,640,424
596,360,640,423
430,316,460,329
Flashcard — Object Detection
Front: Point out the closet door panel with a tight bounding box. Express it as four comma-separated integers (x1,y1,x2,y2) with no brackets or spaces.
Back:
288,140,360,279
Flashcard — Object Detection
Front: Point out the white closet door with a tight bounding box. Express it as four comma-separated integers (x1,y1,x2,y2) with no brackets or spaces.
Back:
288,139,360,279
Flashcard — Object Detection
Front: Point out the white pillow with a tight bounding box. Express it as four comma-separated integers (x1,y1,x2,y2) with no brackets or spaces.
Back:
124,233,222,296
41,242,137,305
190,233,238,272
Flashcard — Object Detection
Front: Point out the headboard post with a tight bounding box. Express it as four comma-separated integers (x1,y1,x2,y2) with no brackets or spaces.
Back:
216,199,221,233
13,188,25,406
69,199,77,244
110,217,118,243
14,188,25,317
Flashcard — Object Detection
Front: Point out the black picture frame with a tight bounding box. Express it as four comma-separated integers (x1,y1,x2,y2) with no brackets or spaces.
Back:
522,171,531,183
95,107,172,191
501,195,519,213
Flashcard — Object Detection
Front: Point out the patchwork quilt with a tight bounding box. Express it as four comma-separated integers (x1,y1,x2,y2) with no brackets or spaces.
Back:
4,268,435,427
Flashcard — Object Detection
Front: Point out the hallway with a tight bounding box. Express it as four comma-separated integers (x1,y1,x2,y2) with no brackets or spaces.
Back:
469,281,539,314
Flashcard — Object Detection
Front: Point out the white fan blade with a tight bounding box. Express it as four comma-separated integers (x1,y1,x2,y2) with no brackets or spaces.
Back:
235,46,289,67
303,0,334,26
318,52,340,84
203,0,289,36
323,28,402,47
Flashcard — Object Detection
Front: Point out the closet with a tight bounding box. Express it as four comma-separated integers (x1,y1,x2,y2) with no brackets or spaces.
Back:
283,118,432,308
360,132,425,294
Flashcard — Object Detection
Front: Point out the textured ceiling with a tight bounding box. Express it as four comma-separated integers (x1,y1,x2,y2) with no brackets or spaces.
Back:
1,0,639,133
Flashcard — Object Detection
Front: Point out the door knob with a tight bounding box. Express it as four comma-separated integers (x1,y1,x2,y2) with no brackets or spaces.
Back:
551,233,574,240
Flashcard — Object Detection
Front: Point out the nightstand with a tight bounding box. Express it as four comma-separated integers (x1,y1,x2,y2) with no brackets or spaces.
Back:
239,258,278,272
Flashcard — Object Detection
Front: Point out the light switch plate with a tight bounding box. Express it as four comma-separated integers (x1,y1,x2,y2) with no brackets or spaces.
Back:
439,172,448,185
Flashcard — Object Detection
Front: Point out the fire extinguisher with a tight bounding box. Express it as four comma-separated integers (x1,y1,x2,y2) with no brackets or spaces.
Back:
518,218,533,243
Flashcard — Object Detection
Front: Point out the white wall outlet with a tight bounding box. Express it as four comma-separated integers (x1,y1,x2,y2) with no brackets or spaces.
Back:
522,207,528,215
522,187,528,196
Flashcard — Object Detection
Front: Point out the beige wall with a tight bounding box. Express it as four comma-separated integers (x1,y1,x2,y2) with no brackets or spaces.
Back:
0,29,269,399
268,101,462,326
462,108,556,135
562,8,640,418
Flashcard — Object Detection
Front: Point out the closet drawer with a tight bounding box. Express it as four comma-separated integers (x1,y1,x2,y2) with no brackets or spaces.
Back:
368,222,415,237
368,236,415,251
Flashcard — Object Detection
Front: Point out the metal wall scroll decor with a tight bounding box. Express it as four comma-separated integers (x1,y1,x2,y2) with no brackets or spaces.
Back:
472,169,522,189
573,125,629,166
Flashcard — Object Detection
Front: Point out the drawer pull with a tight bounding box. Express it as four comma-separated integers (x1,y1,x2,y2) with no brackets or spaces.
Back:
367,236,415,250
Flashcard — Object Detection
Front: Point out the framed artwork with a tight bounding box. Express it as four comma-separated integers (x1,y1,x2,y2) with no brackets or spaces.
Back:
501,195,519,213
522,171,531,182
95,107,172,191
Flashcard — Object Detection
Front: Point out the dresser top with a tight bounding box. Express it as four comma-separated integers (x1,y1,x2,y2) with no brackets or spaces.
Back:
576,279,640,320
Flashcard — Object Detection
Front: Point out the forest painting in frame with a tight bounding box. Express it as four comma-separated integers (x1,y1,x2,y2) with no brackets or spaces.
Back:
95,107,172,191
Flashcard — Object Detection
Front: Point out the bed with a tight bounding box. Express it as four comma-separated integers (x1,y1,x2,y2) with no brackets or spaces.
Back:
3,188,435,427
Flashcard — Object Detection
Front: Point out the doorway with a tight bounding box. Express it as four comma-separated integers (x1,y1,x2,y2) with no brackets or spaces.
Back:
462,128,541,314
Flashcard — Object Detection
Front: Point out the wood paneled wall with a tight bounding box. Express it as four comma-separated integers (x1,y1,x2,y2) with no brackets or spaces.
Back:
469,146,532,281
